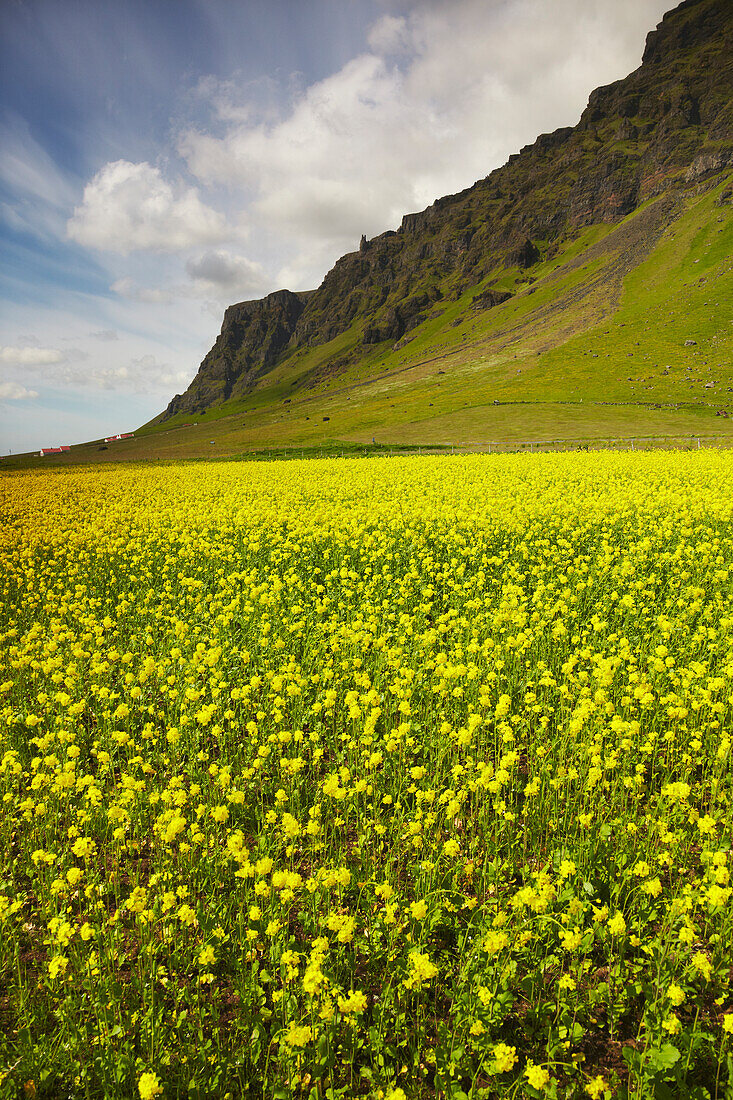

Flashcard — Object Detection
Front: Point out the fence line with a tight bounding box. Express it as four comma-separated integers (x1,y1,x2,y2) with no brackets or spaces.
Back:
250,435,733,461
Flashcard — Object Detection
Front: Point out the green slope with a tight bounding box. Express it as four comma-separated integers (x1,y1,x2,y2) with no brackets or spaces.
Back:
6,172,731,470
128,175,732,453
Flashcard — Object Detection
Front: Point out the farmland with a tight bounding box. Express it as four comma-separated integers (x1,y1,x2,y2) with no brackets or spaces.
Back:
1,453,732,1099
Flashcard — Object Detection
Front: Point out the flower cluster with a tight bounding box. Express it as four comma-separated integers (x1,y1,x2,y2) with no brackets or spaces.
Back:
1,452,732,1096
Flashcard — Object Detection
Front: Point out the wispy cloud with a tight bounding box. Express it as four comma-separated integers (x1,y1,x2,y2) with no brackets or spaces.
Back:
0,381,39,401
0,114,79,241
0,344,65,366
110,278,176,305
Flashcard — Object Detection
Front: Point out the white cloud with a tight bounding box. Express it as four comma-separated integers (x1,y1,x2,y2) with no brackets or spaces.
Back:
67,160,228,254
0,381,39,401
179,0,670,288
110,252,268,305
185,249,266,295
0,345,64,366
367,14,410,55
111,277,175,304
103,355,191,395
31,353,191,396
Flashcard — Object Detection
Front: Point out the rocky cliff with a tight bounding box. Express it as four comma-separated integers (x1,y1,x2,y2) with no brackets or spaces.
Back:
164,290,313,417
159,0,732,422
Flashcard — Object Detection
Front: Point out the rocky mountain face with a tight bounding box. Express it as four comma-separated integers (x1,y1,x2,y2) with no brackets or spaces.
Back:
164,290,313,417
160,0,732,421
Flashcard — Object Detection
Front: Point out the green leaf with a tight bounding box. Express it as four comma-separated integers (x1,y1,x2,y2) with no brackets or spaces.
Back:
647,1043,680,1073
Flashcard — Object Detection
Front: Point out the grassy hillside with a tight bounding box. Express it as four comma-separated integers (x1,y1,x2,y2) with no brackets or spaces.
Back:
7,172,730,469
4,0,730,469
147,0,732,433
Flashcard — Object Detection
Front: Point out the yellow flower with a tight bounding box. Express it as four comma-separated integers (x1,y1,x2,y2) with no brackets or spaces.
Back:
697,814,717,836
138,1071,163,1099
326,913,356,943
177,904,197,927
585,1076,606,1099
48,954,68,980
338,989,367,1014
71,836,96,860
491,1043,517,1074
691,952,712,982
607,912,626,935
163,815,186,844
404,950,438,990
525,1062,550,1089
559,927,583,951
483,929,509,955
409,899,428,920
284,1023,312,1047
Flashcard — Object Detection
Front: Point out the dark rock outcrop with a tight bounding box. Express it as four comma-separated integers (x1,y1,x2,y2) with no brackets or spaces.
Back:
163,290,312,418
471,289,513,311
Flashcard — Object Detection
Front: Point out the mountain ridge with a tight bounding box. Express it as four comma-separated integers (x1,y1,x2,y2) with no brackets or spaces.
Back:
156,0,732,426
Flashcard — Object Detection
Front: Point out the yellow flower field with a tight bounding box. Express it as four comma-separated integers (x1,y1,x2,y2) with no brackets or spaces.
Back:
0,453,731,1099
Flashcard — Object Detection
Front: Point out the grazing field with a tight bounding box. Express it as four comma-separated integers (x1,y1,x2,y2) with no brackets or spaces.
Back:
1,454,732,1100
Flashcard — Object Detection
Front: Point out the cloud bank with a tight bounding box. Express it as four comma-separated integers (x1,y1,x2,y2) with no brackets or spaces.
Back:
175,0,669,287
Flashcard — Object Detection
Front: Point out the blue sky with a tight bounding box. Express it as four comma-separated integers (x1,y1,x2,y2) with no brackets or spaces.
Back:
0,0,671,454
